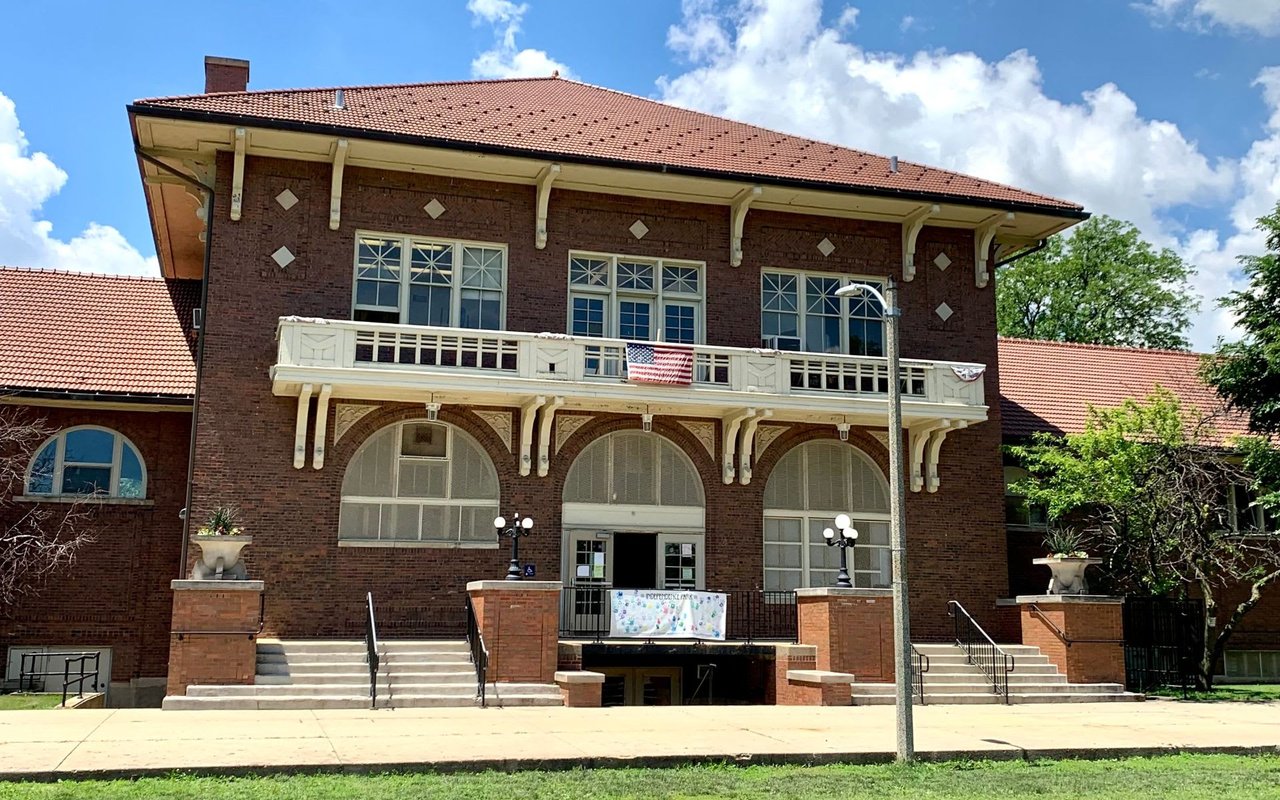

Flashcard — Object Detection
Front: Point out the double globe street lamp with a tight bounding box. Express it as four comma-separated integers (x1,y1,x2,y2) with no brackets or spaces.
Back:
494,512,534,581
822,513,859,589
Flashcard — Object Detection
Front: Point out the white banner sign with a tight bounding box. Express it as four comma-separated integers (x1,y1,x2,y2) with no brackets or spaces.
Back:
608,590,728,640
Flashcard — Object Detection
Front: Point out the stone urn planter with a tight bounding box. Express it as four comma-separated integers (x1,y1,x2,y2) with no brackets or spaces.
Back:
190,535,252,580
1032,556,1101,595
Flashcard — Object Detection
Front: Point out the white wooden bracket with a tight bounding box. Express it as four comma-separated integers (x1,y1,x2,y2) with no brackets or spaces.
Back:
908,419,951,492
536,396,565,477
518,395,547,476
925,421,968,493
901,204,940,282
535,163,561,249
721,408,754,484
328,139,349,231
737,408,773,485
311,384,332,469
229,127,247,221
729,186,762,267
974,212,1013,288
293,383,313,469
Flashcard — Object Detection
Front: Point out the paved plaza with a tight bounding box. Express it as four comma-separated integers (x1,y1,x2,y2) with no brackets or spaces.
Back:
1,699,1277,779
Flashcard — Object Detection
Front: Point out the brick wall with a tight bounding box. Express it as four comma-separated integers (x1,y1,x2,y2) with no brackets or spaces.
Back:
1019,600,1124,684
0,406,189,685
468,584,559,682
192,153,1011,641
166,583,262,695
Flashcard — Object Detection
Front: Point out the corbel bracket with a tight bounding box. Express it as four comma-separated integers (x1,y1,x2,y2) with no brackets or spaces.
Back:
729,186,763,267
312,385,333,469
293,383,313,469
536,396,566,477
925,421,969,493
535,163,561,249
974,212,1013,288
737,408,773,485
721,408,755,484
229,127,247,221
901,204,940,282
908,419,952,492
328,139,349,231
519,395,548,476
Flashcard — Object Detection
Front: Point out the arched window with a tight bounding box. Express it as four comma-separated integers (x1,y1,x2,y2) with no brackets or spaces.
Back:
563,431,704,508
26,426,147,499
339,420,499,545
763,440,890,590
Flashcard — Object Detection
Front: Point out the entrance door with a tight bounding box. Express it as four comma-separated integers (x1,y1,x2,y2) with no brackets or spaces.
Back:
657,533,703,590
566,533,611,635
600,667,683,706
613,532,658,589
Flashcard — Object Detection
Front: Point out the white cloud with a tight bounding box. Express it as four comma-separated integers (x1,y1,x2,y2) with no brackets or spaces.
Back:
656,0,1278,350
1137,0,1280,36
899,15,916,32
0,92,155,276
467,0,574,79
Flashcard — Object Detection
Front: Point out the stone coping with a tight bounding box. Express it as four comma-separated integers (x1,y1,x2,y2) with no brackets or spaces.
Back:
171,579,265,591
554,670,606,685
1031,556,1101,565
786,669,857,685
795,587,892,598
467,580,563,592
1015,594,1124,605
773,643,819,658
190,534,254,543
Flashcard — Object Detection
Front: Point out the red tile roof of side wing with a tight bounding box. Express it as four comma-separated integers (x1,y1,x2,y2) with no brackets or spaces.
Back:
132,77,1083,214
998,338,1251,444
0,268,198,399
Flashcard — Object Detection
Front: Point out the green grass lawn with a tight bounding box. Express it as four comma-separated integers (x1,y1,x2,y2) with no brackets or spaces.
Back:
0,693,62,710
1150,684,1280,702
3,755,1280,800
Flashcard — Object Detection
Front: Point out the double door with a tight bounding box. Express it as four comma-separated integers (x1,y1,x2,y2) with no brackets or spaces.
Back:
564,530,703,635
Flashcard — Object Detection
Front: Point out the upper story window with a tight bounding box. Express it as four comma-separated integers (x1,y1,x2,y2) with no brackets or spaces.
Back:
353,233,506,330
26,426,146,499
567,253,704,344
761,270,884,356
1004,466,1048,528
1228,484,1276,535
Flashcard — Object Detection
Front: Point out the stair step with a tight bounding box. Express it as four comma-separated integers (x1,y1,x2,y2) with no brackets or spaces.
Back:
912,643,1042,655
923,672,1067,684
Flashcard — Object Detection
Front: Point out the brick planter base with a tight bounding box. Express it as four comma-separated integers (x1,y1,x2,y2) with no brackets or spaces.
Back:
1017,594,1125,685
166,579,263,697
467,580,562,683
796,587,894,681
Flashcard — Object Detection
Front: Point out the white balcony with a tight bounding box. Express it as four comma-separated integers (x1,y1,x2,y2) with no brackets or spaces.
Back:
272,317,988,489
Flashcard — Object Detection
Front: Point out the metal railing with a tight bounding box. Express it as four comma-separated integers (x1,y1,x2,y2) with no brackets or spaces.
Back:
18,651,102,705
910,644,929,706
364,592,380,710
465,595,489,708
947,600,1015,703
557,586,797,642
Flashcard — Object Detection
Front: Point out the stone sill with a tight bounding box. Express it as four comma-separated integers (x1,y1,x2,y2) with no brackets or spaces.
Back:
1014,594,1124,605
555,670,605,685
795,587,892,599
13,495,154,507
337,539,498,550
172,579,265,591
786,669,857,685
467,580,563,592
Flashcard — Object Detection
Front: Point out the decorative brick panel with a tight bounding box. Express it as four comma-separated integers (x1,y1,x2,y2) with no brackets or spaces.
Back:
1017,596,1124,685
467,581,560,683
797,588,895,681
166,580,263,697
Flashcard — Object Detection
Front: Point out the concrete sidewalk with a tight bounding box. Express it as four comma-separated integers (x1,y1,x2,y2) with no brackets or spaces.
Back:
1,700,1278,780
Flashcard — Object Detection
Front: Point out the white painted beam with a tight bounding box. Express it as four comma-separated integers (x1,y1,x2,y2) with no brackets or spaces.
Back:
229,128,247,221
311,384,332,469
519,395,548,476
536,396,566,477
535,163,561,249
329,139,349,231
729,186,763,267
293,383,313,469
900,204,940,282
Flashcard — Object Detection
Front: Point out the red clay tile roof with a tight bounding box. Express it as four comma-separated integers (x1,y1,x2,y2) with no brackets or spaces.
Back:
133,77,1083,214
998,337,1250,444
0,268,198,399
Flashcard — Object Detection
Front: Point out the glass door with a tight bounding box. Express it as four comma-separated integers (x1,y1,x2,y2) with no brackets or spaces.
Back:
566,532,612,636
656,534,703,590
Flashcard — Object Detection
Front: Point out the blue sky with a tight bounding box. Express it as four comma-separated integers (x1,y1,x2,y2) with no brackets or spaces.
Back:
1,0,1278,349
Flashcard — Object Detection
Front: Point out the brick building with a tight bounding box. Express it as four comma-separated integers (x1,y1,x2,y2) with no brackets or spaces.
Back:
3,56,1167,707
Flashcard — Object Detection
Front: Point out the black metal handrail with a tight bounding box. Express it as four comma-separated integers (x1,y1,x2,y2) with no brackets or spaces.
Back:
465,595,489,708
19,651,101,696
61,653,100,706
365,592,380,710
947,600,1015,703
557,586,798,642
1028,603,1125,646
910,644,929,706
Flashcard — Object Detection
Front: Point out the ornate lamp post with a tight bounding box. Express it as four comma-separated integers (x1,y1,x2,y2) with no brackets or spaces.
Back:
494,512,534,581
835,277,913,762
822,514,859,588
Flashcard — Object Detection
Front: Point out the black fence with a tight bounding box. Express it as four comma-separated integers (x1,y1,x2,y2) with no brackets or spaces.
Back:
1123,596,1204,692
559,586,797,642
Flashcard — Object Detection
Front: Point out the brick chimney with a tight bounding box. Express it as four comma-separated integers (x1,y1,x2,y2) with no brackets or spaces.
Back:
204,56,250,93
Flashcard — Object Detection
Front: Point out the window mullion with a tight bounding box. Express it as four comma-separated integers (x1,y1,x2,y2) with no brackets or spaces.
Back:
452,242,463,328
110,435,122,496
54,435,65,496
399,237,412,324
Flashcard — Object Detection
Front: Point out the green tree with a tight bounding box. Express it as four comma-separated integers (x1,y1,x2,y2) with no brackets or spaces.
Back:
997,215,1198,349
1010,389,1280,689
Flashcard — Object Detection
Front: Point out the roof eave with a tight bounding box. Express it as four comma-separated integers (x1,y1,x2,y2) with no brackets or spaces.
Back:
128,103,1090,221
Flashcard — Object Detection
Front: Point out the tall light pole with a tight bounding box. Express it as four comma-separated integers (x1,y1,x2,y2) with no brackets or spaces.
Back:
835,277,913,763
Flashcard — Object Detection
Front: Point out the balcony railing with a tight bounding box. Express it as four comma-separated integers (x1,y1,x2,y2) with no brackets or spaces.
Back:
559,586,798,642
275,317,987,409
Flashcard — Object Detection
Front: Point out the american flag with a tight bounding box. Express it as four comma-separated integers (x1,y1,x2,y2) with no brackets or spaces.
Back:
625,342,695,386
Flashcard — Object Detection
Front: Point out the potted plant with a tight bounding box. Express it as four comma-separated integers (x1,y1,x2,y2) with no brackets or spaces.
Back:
1031,528,1100,595
190,505,252,580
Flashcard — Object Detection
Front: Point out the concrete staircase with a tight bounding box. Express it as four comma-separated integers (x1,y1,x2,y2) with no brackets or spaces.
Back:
849,643,1143,705
162,639,562,710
